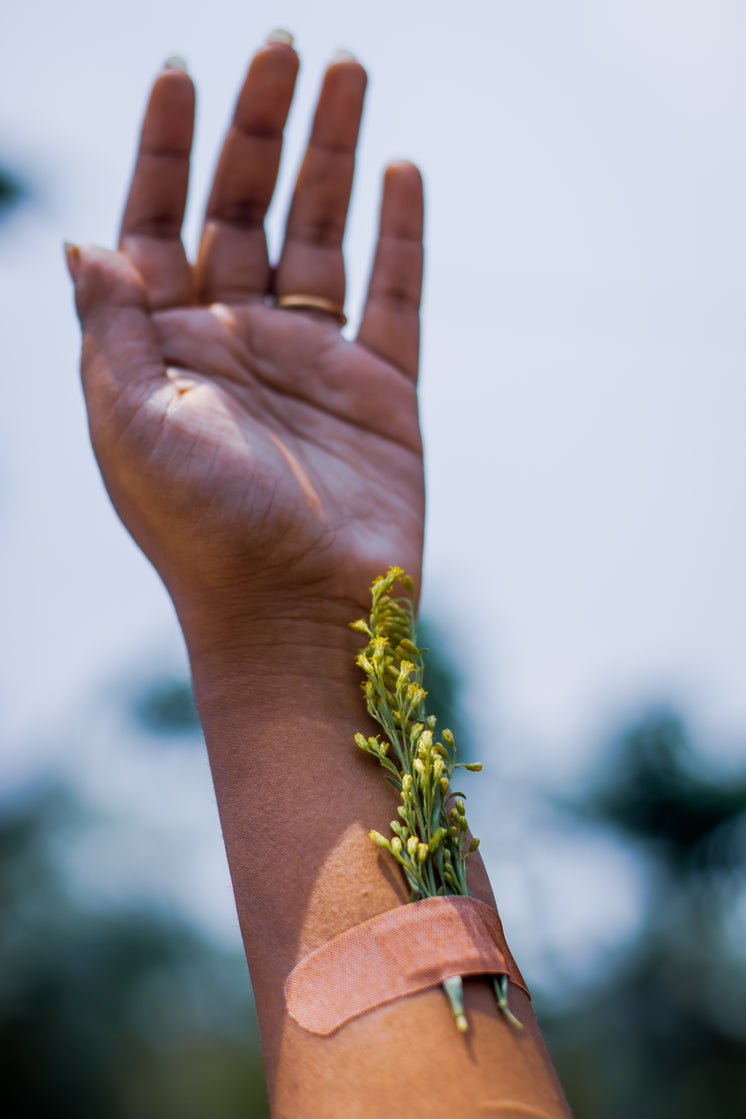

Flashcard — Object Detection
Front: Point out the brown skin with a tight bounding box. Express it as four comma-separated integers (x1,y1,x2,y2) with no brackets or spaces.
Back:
68,40,571,1118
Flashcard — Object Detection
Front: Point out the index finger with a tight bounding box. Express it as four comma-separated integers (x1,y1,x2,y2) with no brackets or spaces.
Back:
119,62,195,310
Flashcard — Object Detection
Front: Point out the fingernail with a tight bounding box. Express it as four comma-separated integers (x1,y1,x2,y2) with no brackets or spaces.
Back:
266,29,294,46
162,55,188,71
332,49,357,62
63,241,80,280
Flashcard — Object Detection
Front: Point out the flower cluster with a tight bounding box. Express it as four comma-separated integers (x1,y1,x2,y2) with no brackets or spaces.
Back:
352,568,522,1032
351,568,483,902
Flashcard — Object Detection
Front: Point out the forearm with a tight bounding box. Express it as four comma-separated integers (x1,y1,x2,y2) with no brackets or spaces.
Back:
185,612,415,1028
182,607,571,1118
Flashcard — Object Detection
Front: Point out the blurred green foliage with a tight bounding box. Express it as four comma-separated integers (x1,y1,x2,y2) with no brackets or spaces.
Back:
131,676,201,738
0,163,26,222
541,711,746,1118
416,616,473,762
0,784,270,1119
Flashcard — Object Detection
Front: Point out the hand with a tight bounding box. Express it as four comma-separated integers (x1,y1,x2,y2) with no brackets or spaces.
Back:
69,39,424,632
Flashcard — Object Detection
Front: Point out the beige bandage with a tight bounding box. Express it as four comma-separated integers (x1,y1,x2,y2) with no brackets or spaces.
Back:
285,895,528,1035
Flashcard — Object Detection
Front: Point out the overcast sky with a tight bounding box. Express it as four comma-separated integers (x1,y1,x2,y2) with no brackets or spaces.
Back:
2,0,745,978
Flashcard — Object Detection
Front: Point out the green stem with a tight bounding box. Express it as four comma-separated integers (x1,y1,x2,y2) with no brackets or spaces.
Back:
442,975,468,1033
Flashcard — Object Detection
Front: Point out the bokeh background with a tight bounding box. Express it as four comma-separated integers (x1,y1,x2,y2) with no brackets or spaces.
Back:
2,2,746,1115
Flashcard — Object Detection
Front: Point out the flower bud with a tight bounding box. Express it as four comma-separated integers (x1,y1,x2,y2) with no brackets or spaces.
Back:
468,837,480,853
385,665,399,687
427,715,437,730
407,685,427,708
397,660,415,685
441,728,455,748
407,835,419,857
402,773,413,792
354,732,369,750
369,830,389,848
413,758,426,776
440,777,450,795
391,836,403,855
433,756,445,779
417,842,429,863
463,762,483,772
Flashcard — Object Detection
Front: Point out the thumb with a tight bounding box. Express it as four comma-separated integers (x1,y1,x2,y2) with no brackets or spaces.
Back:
65,243,164,397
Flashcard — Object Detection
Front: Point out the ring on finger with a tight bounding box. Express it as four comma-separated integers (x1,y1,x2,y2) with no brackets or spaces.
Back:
276,292,347,326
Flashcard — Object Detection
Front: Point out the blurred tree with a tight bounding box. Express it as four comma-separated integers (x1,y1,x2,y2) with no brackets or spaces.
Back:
416,616,474,761
0,783,270,1119
540,710,746,1119
131,676,201,738
0,163,26,222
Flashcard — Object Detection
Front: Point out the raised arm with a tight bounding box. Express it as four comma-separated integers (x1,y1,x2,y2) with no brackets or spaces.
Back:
67,35,570,1117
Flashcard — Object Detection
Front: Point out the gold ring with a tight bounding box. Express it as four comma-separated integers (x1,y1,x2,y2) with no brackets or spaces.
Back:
276,293,347,326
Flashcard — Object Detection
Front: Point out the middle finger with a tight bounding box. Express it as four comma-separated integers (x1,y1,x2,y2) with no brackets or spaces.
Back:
195,36,299,304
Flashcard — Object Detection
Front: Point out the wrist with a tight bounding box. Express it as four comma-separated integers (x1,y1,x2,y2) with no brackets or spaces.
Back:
174,568,397,653
178,595,367,709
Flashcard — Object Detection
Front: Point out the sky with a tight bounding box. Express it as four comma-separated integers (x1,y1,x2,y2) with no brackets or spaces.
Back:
1,0,745,985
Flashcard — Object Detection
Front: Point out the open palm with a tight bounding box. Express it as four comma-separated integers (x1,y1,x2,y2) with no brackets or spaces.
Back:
70,40,424,620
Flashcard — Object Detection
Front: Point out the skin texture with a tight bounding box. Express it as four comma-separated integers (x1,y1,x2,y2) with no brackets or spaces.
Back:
68,39,572,1118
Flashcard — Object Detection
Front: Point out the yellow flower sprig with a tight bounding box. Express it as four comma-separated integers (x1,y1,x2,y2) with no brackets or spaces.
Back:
351,568,481,901
351,567,521,1031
